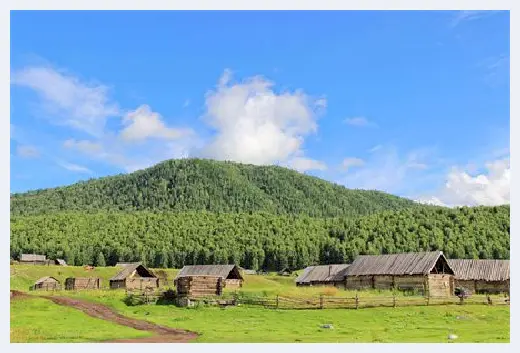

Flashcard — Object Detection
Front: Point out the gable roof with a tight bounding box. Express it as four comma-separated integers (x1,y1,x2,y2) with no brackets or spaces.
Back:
21,254,46,262
35,276,59,284
447,259,510,281
175,265,243,280
346,251,453,276
109,263,156,281
296,264,350,283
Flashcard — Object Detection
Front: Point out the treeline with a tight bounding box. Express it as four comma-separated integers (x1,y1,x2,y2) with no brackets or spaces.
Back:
10,205,510,270
10,158,417,217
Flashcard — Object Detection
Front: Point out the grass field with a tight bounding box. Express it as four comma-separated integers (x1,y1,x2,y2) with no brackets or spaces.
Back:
10,265,510,343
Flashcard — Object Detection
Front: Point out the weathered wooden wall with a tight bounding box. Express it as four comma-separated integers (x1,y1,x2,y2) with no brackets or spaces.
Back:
224,279,243,289
459,280,510,294
34,280,60,291
177,276,223,297
65,277,101,290
126,277,159,290
346,276,374,290
426,274,453,297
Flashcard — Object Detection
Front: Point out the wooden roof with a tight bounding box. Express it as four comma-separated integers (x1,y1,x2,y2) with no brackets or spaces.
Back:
346,251,452,276
21,254,46,262
55,259,67,266
175,265,243,280
295,264,350,283
109,263,156,281
447,259,510,281
35,276,59,284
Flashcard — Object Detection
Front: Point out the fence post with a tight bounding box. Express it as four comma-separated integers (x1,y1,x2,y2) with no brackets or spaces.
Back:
393,294,396,308
426,294,430,306
320,295,324,309
355,293,359,309
459,296,464,305
276,295,279,309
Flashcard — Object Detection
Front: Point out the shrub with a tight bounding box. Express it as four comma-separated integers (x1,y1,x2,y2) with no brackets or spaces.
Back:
124,294,146,306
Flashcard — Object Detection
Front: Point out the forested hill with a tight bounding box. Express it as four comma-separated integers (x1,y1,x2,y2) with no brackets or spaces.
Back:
10,205,510,269
10,158,418,217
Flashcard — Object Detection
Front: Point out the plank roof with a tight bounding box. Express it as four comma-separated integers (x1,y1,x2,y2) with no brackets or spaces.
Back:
345,251,452,276
295,264,350,283
20,254,46,262
35,276,58,285
109,262,156,281
447,259,510,281
175,265,243,280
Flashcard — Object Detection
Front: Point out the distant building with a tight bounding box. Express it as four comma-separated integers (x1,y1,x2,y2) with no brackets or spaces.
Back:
109,262,159,290
448,259,510,294
278,268,293,277
296,264,350,288
55,259,67,266
20,254,47,265
175,265,244,289
33,276,60,291
345,251,455,297
65,277,101,290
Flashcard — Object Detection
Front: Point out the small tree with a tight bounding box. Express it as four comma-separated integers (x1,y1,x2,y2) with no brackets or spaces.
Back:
96,252,106,267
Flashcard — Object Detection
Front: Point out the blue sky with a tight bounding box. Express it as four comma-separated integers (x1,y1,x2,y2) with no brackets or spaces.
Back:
10,10,510,206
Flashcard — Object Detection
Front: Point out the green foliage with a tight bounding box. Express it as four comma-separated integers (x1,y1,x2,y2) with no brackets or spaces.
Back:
124,294,146,306
10,158,417,217
96,252,106,267
10,205,510,270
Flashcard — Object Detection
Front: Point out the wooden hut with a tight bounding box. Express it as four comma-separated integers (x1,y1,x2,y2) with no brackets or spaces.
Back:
278,268,293,276
176,276,224,297
175,265,244,289
33,276,60,291
55,259,67,266
447,259,510,294
295,264,350,288
345,251,455,297
115,262,139,267
109,263,159,290
65,277,101,290
20,254,47,265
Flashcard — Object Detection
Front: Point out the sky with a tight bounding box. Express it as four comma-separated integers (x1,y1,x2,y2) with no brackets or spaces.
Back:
10,10,510,207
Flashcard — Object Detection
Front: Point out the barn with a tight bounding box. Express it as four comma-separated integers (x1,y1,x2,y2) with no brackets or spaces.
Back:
295,264,350,288
65,277,101,290
447,259,510,295
33,276,60,291
109,262,159,290
20,254,47,265
345,251,455,297
175,265,244,289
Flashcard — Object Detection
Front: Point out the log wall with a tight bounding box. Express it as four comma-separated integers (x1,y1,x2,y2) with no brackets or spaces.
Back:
65,277,101,290
224,279,243,289
427,274,453,297
177,276,223,297
126,278,159,290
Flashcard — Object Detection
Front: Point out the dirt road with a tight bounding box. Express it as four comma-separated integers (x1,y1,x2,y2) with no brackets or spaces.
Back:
10,290,198,343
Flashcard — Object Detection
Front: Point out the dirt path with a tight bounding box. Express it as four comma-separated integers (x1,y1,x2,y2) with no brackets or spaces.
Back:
10,290,199,343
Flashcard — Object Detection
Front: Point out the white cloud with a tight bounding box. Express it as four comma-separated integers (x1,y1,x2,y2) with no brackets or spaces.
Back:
341,157,364,171
344,116,377,128
58,161,92,174
418,157,510,207
450,10,500,28
183,99,191,108
11,66,120,136
287,157,327,172
16,145,40,159
63,139,103,154
120,105,193,142
200,70,324,167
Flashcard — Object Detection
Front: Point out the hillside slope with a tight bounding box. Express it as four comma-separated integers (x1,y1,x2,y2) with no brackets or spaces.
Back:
10,158,418,217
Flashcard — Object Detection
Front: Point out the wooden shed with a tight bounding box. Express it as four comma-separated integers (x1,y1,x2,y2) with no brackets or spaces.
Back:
65,277,101,290
447,259,510,295
278,268,293,276
33,276,60,291
176,276,224,297
55,259,67,266
345,251,455,297
175,265,244,289
115,262,139,267
109,263,159,290
295,264,350,288
20,254,47,265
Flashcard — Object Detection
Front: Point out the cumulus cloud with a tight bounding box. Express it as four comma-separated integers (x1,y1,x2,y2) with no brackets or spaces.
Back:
344,116,377,128
16,145,40,159
201,70,324,167
120,105,193,142
11,66,119,136
417,157,510,207
341,157,364,171
287,157,327,172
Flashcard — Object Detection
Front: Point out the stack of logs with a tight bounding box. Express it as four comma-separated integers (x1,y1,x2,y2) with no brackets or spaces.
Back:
176,275,223,297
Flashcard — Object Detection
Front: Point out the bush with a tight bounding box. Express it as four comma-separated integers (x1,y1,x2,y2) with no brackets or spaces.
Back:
156,289,177,305
124,294,146,306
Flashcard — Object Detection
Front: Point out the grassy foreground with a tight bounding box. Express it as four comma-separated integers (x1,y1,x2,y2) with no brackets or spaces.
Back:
10,265,510,343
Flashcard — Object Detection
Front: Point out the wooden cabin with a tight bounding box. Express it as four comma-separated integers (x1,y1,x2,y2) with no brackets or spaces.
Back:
109,263,159,290
296,264,350,288
65,277,101,290
278,268,293,276
33,276,60,291
175,265,244,289
115,262,139,267
55,259,67,266
20,254,47,265
176,276,224,297
447,259,510,294
345,251,455,297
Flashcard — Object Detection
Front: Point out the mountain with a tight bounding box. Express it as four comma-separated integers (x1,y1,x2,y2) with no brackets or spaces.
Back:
10,158,419,217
